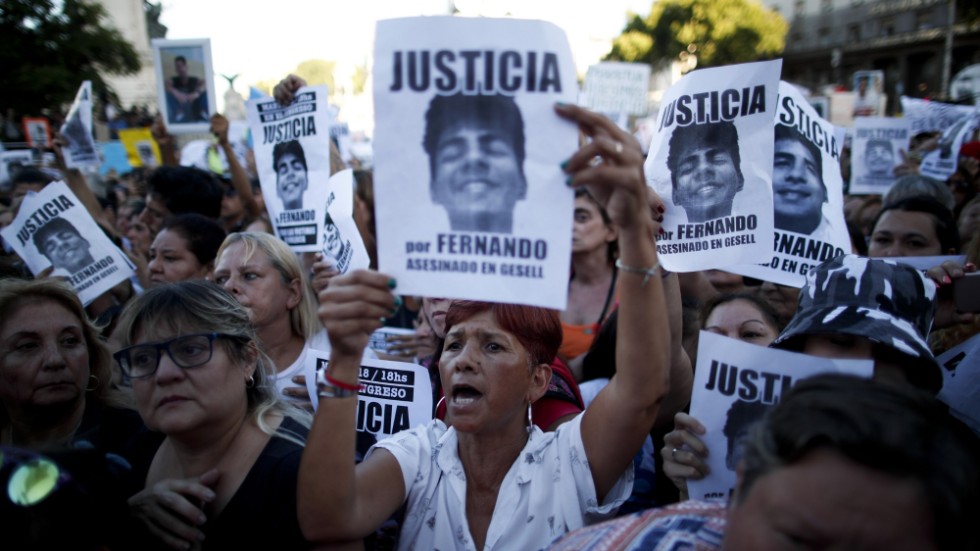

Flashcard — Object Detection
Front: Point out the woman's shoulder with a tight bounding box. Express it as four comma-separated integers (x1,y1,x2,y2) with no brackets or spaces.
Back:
76,402,153,455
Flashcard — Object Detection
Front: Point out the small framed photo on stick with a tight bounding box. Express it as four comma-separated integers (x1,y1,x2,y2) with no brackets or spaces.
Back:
151,38,216,134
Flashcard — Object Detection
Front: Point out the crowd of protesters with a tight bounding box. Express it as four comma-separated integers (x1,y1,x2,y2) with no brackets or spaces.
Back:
0,53,979,551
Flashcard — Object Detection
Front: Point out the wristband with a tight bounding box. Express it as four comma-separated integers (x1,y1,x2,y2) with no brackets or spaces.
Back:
615,258,662,286
316,371,362,399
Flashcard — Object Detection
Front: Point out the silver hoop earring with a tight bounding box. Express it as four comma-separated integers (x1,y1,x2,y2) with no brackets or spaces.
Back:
526,402,534,435
86,374,99,392
246,375,255,389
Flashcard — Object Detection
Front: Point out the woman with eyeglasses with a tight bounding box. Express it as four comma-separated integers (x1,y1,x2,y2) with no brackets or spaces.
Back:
115,280,311,550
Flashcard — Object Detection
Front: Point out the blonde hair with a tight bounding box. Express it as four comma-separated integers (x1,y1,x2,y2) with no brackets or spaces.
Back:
0,279,131,429
215,232,319,339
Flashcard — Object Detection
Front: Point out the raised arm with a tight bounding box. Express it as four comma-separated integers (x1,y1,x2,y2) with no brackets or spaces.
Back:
211,114,260,218
557,104,670,502
51,133,114,235
298,270,407,543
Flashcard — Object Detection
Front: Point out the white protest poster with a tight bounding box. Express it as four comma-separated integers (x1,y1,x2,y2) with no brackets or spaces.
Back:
0,182,135,305
583,62,651,117
849,117,910,195
645,60,781,272
330,119,354,164
60,81,100,169
0,150,34,184
852,70,885,117
727,82,849,287
305,353,433,455
322,169,370,273
369,327,417,355
247,85,332,252
920,112,980,181
373,17,578,309
686,331,874,501
888,254,967,271
937,333,980,435
900,96,977,135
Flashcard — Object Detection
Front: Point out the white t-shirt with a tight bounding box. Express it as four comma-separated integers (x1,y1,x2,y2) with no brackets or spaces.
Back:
275,329,378,410
274,329,331,402
371,413,633,551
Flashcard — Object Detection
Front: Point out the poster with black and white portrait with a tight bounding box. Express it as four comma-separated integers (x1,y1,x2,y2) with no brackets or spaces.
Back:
0,182,135,305
322,169,370,274
686,331,873,501
373,17,577,309
60,81,100,169
247,85,332,253
728,82,851,287
920,112,980,182
645,60,781,272
899,96,977,135
850,117,910,195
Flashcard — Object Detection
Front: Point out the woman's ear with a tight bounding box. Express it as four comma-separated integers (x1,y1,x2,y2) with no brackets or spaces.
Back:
528,362,553,403
242,340,260,379
285,277,303,309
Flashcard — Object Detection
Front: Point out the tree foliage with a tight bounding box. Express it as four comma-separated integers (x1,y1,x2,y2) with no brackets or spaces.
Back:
0,0,141,116
606,0,788,69
293,60,336,94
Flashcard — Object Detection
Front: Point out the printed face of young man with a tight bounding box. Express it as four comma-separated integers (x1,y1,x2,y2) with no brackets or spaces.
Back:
174,58,188,78
773,137,826,234
865,143,895,176
276,152,308,210
672,145,742,216
41,229,94,273
430,120,526,233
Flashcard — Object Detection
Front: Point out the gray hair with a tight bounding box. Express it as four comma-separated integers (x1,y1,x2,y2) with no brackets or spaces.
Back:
883,174,955,212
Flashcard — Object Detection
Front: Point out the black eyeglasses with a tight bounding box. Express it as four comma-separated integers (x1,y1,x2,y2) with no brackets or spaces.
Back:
113,333,235,379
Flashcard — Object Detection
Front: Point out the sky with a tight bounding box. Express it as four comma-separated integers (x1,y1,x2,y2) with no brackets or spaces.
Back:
157,0,654,92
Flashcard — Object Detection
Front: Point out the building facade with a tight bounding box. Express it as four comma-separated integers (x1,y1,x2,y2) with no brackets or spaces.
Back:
764,0,980,112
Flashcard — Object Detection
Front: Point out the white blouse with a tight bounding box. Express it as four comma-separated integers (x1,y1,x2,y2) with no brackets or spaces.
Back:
371,413,633,550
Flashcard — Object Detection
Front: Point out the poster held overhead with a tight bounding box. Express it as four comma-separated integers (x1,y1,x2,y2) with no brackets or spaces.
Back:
899,96,977,135
645,60,781,272
583,62,651,117
60,81,100,169
247,85,333,253
373,16,578,309
727,81,850,287
23,118,52,150
0,182,135,305
849,117,910,195
151,38,217,135
321,169,370,274
919,112,980,182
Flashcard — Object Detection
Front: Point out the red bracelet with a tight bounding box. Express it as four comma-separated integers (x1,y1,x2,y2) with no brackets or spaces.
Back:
325,374,363,391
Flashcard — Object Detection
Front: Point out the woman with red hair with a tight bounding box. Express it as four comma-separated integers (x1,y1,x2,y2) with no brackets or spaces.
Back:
298,103,671,549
